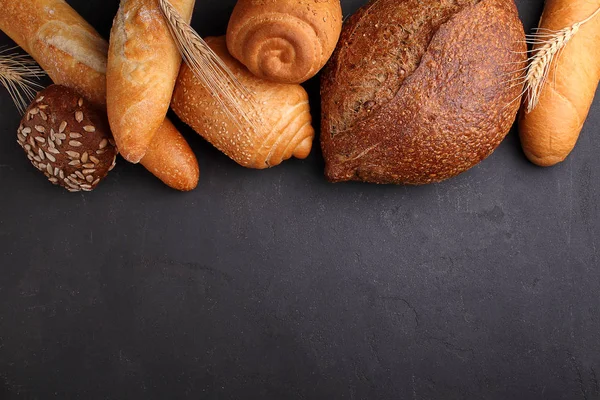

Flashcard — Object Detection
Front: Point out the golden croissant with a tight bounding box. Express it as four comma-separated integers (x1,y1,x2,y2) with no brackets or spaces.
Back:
171,36,315,169
226,0,343,84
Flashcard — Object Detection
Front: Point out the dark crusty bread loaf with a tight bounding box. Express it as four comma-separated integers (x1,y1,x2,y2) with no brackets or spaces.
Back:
321,0,527,184
17,85,118,192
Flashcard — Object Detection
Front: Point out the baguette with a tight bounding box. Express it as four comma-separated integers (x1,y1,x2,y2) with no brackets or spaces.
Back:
107,0,196,163
519,0,600,167
0,0,199,191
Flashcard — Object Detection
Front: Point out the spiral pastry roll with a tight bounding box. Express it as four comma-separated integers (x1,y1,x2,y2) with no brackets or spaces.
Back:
226,0,343,84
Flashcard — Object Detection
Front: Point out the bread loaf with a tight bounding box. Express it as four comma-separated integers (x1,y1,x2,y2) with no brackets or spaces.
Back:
107,0,196,163
226,0,342,84
17,85,118,192
172,36,314,169
0,0,199,191
519,0,600,167
321,0,527,184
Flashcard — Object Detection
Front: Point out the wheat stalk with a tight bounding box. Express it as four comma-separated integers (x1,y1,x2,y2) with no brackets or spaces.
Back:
158,0,259,132
523,6,600,114
0,47,45,114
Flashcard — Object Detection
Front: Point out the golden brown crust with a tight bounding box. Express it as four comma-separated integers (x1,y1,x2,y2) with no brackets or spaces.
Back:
0,0,199,191
226,0,342,84
0,0,109,106
140,118,199,191
321,0,526,184
107,0,195,163
519,0,600,167
172,36,314,169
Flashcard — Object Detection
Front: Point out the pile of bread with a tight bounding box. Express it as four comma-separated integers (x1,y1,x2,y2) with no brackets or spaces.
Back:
1,0,597,192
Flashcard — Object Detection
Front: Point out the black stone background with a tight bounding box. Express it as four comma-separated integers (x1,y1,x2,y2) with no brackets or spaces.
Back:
1,0,599,399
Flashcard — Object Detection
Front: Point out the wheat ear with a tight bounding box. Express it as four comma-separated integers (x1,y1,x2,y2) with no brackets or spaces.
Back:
524,6,600,113
158,0,258,132
0,47,45,114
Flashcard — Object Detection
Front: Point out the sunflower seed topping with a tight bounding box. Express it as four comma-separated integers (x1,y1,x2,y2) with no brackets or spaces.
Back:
75,111,83,123
59,121,67,133
69,141,82,147
83,125,95,133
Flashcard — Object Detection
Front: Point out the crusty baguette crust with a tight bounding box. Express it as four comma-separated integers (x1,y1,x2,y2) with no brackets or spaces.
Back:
0,0,109,106
519,0,600,167
140,118,199,191
107,0,195,163
0,0,199,191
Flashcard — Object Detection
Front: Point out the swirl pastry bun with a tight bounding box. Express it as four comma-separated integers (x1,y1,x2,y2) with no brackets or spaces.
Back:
226,0,343,84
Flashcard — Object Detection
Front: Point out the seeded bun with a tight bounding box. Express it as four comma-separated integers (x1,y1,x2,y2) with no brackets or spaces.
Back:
17,85,118,192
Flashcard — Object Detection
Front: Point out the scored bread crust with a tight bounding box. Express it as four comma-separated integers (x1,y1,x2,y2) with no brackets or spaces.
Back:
321,0,527,184
107,0,195,164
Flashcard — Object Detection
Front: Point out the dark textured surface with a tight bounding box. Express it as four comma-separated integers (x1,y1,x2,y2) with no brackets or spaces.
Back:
0,0,599,399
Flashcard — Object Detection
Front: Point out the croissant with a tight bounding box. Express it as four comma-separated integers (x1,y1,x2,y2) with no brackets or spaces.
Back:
226,0,343,84
171,36,315,169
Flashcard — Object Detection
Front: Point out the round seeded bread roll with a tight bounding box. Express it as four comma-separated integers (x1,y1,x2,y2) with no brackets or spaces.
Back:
17,85,118,192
